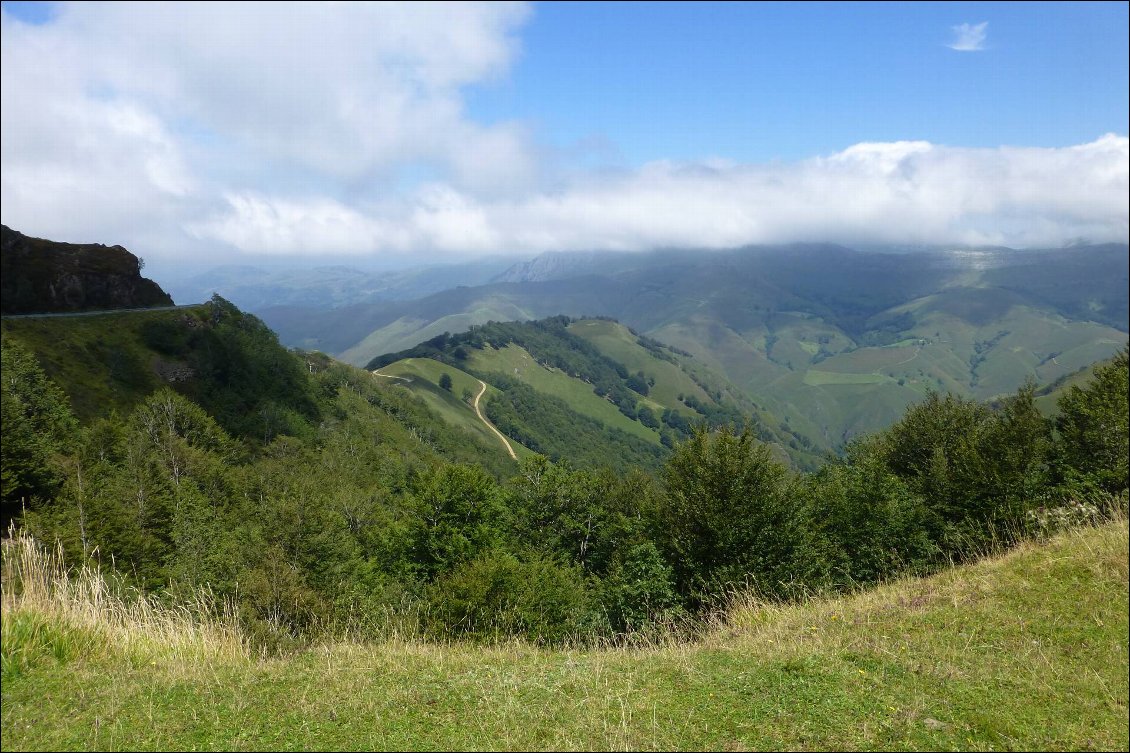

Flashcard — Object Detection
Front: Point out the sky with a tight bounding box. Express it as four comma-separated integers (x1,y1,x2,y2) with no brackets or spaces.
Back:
1,1,1127,276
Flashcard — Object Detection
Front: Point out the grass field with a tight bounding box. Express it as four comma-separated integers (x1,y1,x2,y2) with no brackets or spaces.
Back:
466,344,662,445
375,357,535,461
567,319,711,415
3,518,1126,751
1,306,208,421
803,370,894,386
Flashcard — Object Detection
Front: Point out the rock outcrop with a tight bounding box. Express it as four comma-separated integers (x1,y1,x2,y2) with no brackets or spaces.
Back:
1,225,174,314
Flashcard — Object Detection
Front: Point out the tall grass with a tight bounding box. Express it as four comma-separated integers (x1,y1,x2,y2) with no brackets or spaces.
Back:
1,528,247,678
1,518,1125,750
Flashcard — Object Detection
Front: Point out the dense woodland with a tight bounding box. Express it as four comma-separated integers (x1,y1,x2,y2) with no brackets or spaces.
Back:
2,297,1127,649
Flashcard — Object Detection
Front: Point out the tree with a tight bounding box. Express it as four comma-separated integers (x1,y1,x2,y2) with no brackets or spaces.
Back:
626,372,649,396
408,464,506,578
656,426,795,604
508,455,651,576
867,391,987,541
794,453,934,590
1056,348,1129,493
637,406,660,429
439,373,453,392
1,338,78,513
862,385,1056,553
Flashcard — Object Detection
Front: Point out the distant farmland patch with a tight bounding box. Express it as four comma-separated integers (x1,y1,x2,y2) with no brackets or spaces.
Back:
815,343,920,373
803,369,893,386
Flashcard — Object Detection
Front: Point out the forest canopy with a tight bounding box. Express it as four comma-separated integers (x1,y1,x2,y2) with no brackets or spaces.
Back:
2,302,1126,649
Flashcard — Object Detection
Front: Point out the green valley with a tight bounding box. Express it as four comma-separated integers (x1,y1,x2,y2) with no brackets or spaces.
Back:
261,243,1129,453
3,230,1128,752
369,316,824,471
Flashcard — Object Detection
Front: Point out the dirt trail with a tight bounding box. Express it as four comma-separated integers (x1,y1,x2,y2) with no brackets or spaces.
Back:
371,370,411,382
373,368,516,461
891,342,924,367
472,379,517,460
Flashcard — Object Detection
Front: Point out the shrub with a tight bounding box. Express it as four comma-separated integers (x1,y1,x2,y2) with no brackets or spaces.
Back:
423,551,595,644
1056,348,1129,493
656,426,796,605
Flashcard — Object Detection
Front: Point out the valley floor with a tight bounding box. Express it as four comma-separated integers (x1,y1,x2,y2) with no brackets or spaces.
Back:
2,520,1127,751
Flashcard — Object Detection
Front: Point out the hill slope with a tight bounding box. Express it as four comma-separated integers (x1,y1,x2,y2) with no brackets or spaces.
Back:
3,518,1125,750
370,316,825,471
374,356,535,461
261,243,1129,448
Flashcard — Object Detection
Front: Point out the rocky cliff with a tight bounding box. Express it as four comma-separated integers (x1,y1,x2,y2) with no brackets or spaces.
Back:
0,225,173,314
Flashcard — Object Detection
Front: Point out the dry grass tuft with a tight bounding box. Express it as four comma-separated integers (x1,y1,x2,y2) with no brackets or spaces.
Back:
1,528,247,674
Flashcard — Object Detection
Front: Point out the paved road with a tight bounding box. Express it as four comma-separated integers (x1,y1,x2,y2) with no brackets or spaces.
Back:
1,304,203,319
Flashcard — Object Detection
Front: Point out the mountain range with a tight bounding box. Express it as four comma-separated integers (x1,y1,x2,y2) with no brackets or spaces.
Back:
249,243,1128,449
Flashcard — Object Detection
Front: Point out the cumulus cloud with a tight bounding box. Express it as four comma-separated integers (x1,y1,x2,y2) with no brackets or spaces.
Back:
1,4,1126,263
949,21,988,51
1,1,533,257
191,135,1129,255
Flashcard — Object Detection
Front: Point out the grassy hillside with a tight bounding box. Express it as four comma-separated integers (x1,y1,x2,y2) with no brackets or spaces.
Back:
340,298,536,366
567,318,713,413
372,317,826,471
469,342,662,445
1,306,210,421
653,300,1128,448
1033,360,1105,416
375,357,536,460
3,518,1126,750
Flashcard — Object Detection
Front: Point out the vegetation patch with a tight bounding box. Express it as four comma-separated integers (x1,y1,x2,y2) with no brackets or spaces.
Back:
804,369,893,386
2,520,1125,751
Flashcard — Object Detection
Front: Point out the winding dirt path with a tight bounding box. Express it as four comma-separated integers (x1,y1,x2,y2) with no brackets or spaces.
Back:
891,343,923,367
472,379,517,460
371,370,411,382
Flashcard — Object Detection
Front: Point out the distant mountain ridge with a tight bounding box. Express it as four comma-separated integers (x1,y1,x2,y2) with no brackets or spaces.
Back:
163,257,515,313
1,225,173,314
259,242,1128,448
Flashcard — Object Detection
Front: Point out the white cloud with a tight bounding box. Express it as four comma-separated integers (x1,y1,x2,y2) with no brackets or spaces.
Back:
193,135,1129,255
1,1,533,258
949,21,988,52
1,5,1126,264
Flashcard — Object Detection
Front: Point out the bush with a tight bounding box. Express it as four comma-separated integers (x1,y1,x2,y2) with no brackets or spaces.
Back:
794,455,935,590
408,464,507,578
599,542,683,632
656,426,796,605
1056,348,1129,493
423,551,596,644
864,388,1054,552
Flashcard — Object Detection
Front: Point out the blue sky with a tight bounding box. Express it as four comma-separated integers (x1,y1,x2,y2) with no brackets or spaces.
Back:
1,2,1127,268
470,2,1128,163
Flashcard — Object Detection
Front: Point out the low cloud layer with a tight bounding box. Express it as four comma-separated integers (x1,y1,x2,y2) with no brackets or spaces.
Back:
192,135,1130,255
2,4,1126,263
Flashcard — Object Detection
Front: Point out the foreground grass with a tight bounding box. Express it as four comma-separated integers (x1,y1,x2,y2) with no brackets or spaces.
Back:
3,521,1127,751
